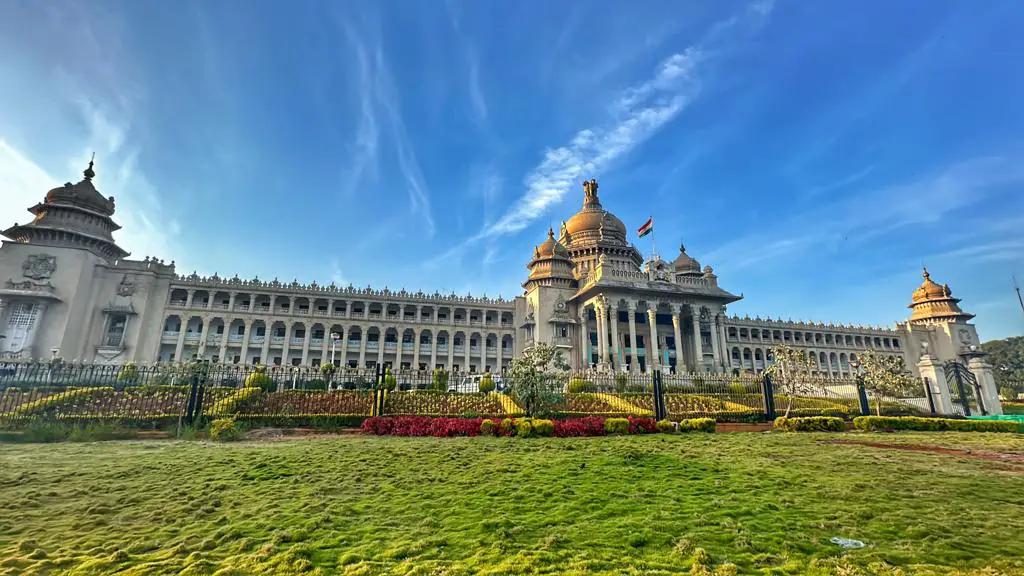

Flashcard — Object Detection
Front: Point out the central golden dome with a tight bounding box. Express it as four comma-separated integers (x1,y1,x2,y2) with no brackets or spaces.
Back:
562,179,627,243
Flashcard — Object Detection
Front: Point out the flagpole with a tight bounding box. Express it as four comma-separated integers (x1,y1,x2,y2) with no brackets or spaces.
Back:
650,214,656,260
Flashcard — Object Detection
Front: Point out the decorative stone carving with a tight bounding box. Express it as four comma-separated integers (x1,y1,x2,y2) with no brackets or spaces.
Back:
22,254,57,281
116,275,136,297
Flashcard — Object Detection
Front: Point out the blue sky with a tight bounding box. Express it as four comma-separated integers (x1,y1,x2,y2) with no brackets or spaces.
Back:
1,0,1022,341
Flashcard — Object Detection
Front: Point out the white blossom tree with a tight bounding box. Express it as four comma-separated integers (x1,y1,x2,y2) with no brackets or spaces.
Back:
764,344,817,417
855,349,917,416
505,343,570,417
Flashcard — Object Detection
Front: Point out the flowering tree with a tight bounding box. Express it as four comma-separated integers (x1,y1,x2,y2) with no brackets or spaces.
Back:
764,344,817,417
506,343,570,417
856,349,917,416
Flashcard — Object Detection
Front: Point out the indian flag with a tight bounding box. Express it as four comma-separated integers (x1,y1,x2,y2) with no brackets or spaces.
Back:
637,217,653,238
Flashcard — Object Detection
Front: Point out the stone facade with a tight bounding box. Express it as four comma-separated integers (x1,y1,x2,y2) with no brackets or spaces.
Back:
0,165,992,379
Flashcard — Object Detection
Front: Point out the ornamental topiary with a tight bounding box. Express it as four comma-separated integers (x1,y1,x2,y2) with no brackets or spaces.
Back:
678,418,716,433
605,417,630,435
773,416,845,432
245,365,275,392
380,368,397,392
115,362,140,385
531,418,555,437
208,418,242,442
515,418,534,438
615,373,628,393
479,419,499,436
479,373,496,393
656,419,676,434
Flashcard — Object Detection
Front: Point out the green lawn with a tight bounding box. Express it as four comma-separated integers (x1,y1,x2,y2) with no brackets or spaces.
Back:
2,433,1023,575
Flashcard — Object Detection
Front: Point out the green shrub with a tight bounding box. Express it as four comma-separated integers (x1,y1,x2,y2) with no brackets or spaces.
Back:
774,416,845,432
605,417,630,435
625,384,644,394
853,416,1021,433
67,423,138,442
378,369,397,392
567,377,590,393
531,419,554,437
678,418,716,433
431,368,449,391
500,418,515,436
656,419,676,434
115,362,139,385
515,418,534,438
728,381,747,395
304,379,327,391
479,373,496,393
208,418,242,442
615,373,628,393
480,419,498,436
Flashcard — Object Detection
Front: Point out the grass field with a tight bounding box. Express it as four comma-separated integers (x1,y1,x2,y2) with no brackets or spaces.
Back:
2,433,1023,575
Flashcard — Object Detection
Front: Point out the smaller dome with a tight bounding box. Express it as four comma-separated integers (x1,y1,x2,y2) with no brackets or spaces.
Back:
44,160,116,216
672,244,701,273
911,268,949,304
535,227,570,260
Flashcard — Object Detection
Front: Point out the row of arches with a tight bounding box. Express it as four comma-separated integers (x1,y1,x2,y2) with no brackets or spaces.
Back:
160,315,514,369
728,346,882,377
167,289,514,326
726,326,901,351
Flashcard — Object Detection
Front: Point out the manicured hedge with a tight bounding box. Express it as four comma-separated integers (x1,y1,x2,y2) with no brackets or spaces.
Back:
773,416,845,432
361,416,700,438
853,416,1022,433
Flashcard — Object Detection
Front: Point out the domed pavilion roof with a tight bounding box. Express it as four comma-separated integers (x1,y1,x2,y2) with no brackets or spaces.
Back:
908,267,973,322
562,179,627,244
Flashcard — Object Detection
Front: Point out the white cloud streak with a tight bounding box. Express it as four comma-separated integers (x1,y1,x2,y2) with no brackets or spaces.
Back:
424,1,774,269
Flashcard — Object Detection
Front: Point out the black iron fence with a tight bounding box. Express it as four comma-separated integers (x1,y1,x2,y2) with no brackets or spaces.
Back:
0,361,938,428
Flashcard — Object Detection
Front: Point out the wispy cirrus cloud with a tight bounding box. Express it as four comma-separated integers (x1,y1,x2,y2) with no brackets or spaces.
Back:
340,22,436,235
424,1,774,269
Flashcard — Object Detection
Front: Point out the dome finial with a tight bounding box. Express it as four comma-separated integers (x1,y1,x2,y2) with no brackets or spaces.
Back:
922,264,929,280
547,226,554,239
83,152,96,180
582,178,600,206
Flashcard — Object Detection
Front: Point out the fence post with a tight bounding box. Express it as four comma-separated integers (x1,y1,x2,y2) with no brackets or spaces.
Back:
923,377,937,415
855,376,870,416
761,374,776,421
652,370,666,421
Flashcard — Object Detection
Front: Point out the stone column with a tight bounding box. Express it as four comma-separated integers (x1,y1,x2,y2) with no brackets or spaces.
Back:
430,332,438,369
710,312,722,373
447,333,455,370
671,306,684,374
627,301,639,373
646,306,660,373
301,326,312,365
320,332,330,366
497,335,504,373
339,327,349,367
690,305,704,372
378,328,386,367
967,356,1004,415
917,352,954,415
578,306,589,370
596,304,610,369
260,325,271,365
185,289,195,307
358,327,368,368
608,303,620,370
412,329,421,369
174,323,187,361
464,334,471,373
239,321,251,364
218,328,229,363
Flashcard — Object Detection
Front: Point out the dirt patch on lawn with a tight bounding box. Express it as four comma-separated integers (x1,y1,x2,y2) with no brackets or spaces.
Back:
828,439,1024,471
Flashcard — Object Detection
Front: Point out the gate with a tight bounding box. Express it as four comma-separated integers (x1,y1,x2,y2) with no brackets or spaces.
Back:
943,361,985,417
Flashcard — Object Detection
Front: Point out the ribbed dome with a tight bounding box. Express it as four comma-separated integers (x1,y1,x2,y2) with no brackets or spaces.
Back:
44,161,116,216
908,267,973,322
911,268,951,303
563,179,627,242
672,244,701,274
535,227,570,260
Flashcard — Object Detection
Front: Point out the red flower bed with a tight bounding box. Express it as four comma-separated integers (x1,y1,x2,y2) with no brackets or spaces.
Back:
552,416,607,437
628,417,658,434
362,416,484,437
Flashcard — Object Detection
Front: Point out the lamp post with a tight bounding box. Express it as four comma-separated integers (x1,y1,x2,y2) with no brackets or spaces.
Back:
330,332,340,366
848,358,870,416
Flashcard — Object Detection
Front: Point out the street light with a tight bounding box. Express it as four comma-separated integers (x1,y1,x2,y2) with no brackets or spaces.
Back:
330,332,340,366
